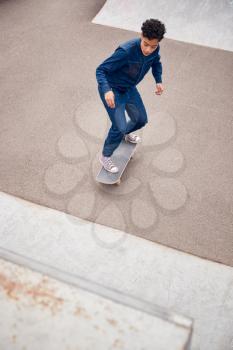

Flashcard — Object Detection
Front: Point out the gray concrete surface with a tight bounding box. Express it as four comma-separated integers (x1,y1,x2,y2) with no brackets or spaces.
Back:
0,258,192,350
93,0,233,52
0,0,233,267
0,192,233,350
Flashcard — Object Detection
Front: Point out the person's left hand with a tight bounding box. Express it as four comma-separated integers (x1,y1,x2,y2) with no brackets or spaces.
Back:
155,83,164,95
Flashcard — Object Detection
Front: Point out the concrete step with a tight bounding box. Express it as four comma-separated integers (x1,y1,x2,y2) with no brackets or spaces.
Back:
0,257,191,350
0,191,232,349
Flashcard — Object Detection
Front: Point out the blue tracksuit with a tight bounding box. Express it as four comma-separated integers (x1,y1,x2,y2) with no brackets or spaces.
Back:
96,37,163,156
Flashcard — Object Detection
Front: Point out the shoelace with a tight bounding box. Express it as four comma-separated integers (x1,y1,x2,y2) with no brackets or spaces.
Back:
127,134,137,141
105,158,116,169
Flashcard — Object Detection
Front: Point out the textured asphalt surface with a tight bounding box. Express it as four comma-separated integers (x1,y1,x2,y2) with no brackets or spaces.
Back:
0,0,233,266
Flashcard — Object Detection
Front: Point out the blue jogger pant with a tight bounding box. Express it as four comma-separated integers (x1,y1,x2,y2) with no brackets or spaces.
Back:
98,85,148,157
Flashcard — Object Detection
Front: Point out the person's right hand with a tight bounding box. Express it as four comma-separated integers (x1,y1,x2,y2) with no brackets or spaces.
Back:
104,91,115,109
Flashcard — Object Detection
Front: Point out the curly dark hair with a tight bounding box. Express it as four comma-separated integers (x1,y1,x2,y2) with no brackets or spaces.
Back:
141,19,166,41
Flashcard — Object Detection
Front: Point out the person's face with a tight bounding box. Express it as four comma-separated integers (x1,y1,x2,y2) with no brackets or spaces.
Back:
140,34,159,56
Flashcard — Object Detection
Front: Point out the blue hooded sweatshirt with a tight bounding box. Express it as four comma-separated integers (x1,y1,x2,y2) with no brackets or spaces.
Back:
96,37,162,94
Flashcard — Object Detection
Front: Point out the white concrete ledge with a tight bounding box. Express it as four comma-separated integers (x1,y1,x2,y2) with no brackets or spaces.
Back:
0,191,233,349
0,258,191,350
92,0,233,52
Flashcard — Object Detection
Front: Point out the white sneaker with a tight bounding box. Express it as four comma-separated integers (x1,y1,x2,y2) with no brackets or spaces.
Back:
100,155,119,173
124,133,141,143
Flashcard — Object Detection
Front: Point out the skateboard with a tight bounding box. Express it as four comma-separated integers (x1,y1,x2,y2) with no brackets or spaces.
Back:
96,140,137,185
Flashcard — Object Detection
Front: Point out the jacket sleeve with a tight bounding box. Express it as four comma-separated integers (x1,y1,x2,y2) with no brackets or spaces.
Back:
96,47,128,94
152,51,163,84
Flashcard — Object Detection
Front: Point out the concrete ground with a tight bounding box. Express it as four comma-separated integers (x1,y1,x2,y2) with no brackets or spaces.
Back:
0,257,192,350
0,0,233,349
93,0,233,51
0,0,233,266
1,191,233,350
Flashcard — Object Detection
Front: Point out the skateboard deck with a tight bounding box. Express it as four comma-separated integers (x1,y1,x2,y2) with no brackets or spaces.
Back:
96,140,137,185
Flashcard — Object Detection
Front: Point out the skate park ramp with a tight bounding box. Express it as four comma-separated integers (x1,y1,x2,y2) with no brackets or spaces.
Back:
0,0,233,267
0,256,192,350
93,0,233,52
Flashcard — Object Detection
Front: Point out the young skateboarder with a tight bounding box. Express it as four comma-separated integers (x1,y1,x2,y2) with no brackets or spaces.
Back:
96,19,166,173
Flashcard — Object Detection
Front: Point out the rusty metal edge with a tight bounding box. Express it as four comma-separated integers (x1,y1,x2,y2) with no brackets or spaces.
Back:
0,246,193,340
